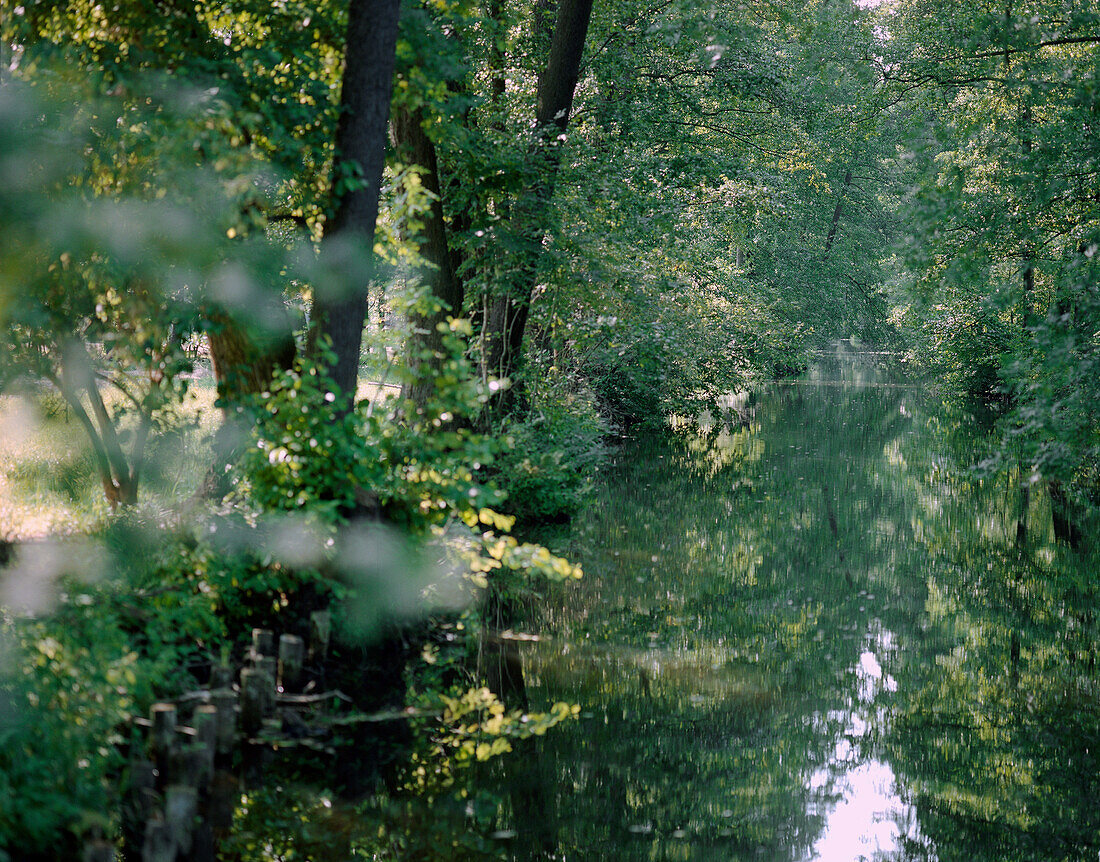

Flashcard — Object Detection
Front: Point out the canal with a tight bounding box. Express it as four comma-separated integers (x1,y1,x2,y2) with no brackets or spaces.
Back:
502,344,1099,860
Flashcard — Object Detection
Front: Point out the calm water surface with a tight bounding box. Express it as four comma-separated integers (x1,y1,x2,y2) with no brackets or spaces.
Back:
504,346,1099,861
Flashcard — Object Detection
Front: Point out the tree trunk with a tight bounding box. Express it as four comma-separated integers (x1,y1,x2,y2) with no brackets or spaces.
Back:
823,169,852,256
1020,101,1035,326
481,0,594,416
1015,477,1029,549
391,105,464,409
1049,480,1081,549
310,0,403,404
207,310,297,405
57,341,143,508
200,309,298,498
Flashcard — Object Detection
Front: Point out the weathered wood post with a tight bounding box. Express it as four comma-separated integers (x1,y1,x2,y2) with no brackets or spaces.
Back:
239,667,267,736
309,610,332,662
188,704,219,862
278,634,305,693
251,628,275,662
207,672,240,850
164,784,198,857
142,816,173,862
82,837,114,862
240,665,274,788
122,754,158,861
210,688,237,761
208,663,234,690
193,705,217,785
150,703,178,790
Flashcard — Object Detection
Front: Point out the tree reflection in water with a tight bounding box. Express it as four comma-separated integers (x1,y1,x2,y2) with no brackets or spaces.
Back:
494,343,1098,861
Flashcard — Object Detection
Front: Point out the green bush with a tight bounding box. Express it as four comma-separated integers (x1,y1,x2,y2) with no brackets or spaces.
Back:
911,298,1017,409
0,528,226,854
493,360,609,525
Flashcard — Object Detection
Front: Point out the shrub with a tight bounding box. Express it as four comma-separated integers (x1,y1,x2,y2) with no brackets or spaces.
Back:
492,358,609,525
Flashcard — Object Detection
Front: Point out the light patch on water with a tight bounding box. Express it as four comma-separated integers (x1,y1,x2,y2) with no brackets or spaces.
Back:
808,759,928,861
856,648,897,702
804,626,933,861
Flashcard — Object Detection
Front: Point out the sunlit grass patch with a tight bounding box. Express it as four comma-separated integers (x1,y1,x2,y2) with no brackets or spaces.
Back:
0,372,407,540
0,376,221,540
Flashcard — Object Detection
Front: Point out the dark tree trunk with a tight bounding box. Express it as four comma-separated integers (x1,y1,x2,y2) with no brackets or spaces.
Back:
1020,101,1036,325
200,309,297,498
823,169,852,256
1016,479,1029,549
310,0,403,403
391,105,464,408
207,310,297,404
481,0,594,416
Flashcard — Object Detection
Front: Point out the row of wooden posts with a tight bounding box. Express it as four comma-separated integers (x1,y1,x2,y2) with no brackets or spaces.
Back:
83,611,333,862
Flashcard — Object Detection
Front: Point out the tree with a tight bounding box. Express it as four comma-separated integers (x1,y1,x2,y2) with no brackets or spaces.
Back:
310,0,403,402
0,78,288,507
2,0,406,505
480,0,595,410
883,0,1100,530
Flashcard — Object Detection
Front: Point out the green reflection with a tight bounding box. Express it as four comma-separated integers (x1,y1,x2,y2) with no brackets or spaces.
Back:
495,344,1098,861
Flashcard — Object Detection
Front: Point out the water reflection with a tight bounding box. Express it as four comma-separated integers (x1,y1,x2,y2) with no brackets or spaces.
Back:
805,622,932,862
809,759,925,861
497,344,1099,861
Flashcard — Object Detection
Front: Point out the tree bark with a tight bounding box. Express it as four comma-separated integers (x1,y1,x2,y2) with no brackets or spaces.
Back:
1048,480,1081,548
481,0,594,414
391,105,465,409
207,310,297,405
823,169,852,256
1015,478,1029,549
310,0,403,403
199,309,297,498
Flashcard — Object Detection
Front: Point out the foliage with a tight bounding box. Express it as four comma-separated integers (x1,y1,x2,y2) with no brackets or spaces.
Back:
0,526,231,853
238,324,504,527
0,614,135,855
0,79,290,507
489,355,610,524
6,0,1100,855
883,0,1100,505
526,0,893,436
999,278,1100,502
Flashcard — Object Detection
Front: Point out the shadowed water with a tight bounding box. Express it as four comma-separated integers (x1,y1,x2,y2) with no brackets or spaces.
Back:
500,344,1099,861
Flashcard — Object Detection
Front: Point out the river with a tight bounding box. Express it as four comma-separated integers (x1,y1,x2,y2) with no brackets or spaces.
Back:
498,343,1099,861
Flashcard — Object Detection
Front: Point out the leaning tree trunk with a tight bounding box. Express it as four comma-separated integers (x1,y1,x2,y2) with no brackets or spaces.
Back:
309,0,403,405
481,0,595,419
391,105,464,409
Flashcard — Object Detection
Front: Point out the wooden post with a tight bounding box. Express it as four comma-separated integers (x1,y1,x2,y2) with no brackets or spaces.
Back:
208,664,234,690
210,688,237,760
150,703,178,788
239,668,271,736
251,628,275,661
142,818,174,862
309,610,332,662
123,757,158,861
192,707,219,862
193,705,217,784
258,655,278,689
278,634,305,692
207,769,239,848
240,666,273,789
165,785,198,857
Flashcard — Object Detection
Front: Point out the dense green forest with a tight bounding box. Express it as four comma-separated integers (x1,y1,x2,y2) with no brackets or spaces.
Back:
0,0,1097,858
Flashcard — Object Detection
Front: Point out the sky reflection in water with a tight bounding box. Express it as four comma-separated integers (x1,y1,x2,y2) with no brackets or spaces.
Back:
514,345,1098,861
